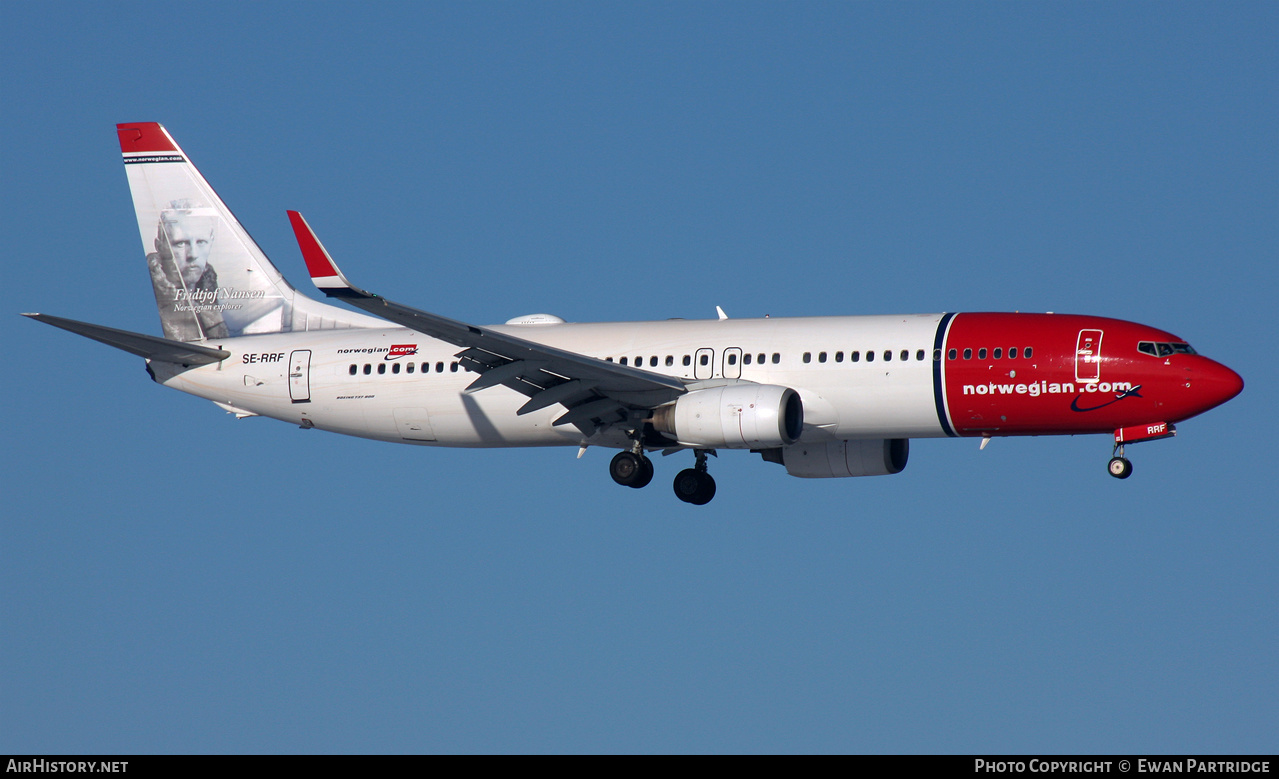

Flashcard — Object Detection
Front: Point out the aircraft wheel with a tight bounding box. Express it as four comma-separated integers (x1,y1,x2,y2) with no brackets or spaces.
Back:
1108,457,1133,479
632,456,654,489
610,451,646,487
673,468,716,505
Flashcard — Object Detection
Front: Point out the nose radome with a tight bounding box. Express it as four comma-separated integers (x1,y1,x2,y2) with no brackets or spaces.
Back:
1198,360,1244,409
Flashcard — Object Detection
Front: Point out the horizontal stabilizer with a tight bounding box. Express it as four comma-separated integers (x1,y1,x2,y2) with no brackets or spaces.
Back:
23,313,229,365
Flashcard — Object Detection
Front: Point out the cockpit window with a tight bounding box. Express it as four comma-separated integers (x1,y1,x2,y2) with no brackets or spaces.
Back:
1139,340,1197,357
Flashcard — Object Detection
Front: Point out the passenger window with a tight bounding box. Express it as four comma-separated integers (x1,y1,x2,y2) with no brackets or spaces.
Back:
772,353,780,364
851,351,860,362
743,353,752,365
917,349,926,361
818,352,827,363
450,362,458,372
650,356,658,367
758,353,766,364
963,348,972,360
900,350,908,361
835,351,844,363
884,350,892,362
866,351,875,362
392,363,401,374
683,355,692,366
1009,348,1018,359
948,348,957,360
1024,347,1032,359
349,364,357,376
378,363,386,375
993,348,1002,359
363,364,372,375
620,357,628,366
407,363,415,374
978,348,987,360
803,352,812,363
666,355,674,367
605,357,613,362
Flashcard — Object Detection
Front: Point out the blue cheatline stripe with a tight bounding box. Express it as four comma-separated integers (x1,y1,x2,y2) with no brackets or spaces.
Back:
932,312,958,437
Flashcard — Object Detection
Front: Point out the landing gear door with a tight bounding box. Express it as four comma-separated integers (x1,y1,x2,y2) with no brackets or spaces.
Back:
289,349,312,403
694,348,715,380
1075,329,1103,384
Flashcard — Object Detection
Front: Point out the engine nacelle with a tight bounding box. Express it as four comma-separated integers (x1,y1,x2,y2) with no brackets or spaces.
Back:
651,384,803,449
777,439,909,478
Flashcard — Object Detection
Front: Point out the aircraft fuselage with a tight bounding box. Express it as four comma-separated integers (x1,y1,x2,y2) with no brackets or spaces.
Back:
155,311,1242,450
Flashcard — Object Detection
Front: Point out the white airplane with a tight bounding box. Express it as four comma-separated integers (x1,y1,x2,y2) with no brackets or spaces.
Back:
25,123,1244,504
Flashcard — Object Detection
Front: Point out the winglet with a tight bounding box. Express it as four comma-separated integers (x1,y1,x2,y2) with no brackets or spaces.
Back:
288,210,361,295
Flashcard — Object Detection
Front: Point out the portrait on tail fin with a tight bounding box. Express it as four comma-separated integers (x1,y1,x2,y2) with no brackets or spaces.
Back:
148,202,228,341
119,122,383,339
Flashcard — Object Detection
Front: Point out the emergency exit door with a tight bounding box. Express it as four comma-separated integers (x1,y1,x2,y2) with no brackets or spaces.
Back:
694,348,715,380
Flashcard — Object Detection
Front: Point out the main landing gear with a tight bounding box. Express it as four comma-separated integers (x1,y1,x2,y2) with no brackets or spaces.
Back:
610,450,654,489
672,450,716,506
609,446,717,504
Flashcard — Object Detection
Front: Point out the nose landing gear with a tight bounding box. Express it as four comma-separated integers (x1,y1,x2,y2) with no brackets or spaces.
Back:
1107,422,1175,479
1108,447,1133,479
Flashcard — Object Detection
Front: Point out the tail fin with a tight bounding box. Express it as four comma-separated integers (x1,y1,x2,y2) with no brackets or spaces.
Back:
118,122,380,341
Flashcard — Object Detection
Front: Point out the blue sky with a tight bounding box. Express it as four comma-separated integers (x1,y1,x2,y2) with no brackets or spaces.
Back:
2,2,1275,753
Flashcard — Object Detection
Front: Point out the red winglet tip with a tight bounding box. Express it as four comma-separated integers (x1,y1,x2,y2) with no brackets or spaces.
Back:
288,211,338,278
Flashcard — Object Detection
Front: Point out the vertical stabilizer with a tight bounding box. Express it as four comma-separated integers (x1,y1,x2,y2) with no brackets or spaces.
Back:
118,122,379,341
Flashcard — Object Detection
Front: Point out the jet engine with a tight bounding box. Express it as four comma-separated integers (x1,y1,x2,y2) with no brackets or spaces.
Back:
772,438,909,478
651,384,803,449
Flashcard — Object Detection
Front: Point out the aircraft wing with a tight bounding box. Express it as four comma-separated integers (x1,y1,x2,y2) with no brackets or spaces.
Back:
289,211,687,430
23,313,230,365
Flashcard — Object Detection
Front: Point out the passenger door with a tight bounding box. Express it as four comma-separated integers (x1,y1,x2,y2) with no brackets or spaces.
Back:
1075,330,1103,384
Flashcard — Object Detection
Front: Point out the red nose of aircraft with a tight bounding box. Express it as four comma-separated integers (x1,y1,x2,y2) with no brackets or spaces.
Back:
1191,359,1244,415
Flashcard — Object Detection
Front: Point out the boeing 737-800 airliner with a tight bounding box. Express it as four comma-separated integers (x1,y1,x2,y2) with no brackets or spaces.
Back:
25,123,1243,504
